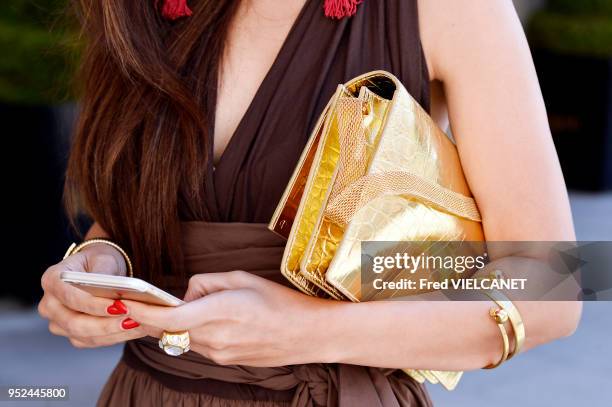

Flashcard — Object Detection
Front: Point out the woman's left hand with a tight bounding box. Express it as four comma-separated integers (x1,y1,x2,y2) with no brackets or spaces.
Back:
123,271,338,366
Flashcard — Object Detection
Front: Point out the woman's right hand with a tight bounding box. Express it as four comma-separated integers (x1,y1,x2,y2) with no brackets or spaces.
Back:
38,244,146,348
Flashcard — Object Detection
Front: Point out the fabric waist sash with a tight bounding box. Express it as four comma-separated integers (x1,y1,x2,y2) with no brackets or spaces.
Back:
123,222,430,407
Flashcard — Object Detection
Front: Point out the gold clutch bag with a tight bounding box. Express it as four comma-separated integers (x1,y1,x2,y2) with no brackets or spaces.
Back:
268,71,484,390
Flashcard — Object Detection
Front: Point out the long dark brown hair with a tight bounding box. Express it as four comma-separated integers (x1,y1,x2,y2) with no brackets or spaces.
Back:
65,0,239,283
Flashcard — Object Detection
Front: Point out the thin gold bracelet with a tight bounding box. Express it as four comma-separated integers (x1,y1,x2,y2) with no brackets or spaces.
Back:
63,239,134,278
482,289,525,360
483,307,511,369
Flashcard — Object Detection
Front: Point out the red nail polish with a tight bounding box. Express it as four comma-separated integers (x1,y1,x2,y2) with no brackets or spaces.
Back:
107,300,128,315
121,318,139,330
107,305,121,315
113,300,128,314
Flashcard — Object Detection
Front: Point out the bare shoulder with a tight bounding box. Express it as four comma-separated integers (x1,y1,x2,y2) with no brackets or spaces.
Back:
417,0,526,81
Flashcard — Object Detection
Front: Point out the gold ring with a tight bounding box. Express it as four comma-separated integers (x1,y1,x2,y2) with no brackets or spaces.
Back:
158,331,190,356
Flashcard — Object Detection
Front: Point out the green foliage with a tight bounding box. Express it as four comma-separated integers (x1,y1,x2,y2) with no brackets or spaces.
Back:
529,2,612,57
548,0,612,16
0,1,80,105
0,0,68,26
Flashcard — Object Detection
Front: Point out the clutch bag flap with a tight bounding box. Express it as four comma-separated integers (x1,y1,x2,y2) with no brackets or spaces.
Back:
325,74,484,303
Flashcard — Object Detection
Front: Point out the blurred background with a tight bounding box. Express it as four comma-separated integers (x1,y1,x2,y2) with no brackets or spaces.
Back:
0,0,611,406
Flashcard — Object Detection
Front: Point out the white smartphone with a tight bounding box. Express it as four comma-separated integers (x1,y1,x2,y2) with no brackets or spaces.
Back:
60,271,184,307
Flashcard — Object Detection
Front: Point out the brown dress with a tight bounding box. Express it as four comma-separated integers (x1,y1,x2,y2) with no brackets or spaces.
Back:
98,0,434,405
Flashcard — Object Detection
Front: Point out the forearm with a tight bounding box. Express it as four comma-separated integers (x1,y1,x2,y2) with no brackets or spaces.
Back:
319,297,581,371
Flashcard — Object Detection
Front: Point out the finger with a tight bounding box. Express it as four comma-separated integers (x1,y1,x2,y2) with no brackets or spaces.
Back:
122,296,218,331
42,297,98,339
39,295,80,332
49,322,145,347
88,253,124,276
184,270,260,301
139,324,163,338
43,261,124,317
68,338,90,349
42,295,133,338
37,294,54,320
119,300,183,330
80,326,147,348
56,280,127,317
67,313,136,337
48,321,68,337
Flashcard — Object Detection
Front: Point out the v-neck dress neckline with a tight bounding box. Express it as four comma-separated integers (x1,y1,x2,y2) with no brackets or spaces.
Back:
206,0,315,220
200,0,431,223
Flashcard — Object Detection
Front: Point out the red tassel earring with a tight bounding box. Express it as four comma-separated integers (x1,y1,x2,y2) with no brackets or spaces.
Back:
160,0,192,21
324,0,364,19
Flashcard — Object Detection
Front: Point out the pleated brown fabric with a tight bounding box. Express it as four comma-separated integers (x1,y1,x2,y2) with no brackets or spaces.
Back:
98,224,433,407
98,0,434,405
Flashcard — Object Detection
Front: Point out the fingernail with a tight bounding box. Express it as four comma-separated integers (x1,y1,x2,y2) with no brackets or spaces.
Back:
107,300,128,315
113,300,128,314
121,318,139,330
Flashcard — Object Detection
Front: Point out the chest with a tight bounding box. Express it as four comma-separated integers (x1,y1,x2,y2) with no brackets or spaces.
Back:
213,0,307,164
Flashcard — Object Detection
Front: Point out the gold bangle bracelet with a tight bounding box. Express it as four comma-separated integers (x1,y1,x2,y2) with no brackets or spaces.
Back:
482,289,525,360
63,239,134,278
484,307,511,369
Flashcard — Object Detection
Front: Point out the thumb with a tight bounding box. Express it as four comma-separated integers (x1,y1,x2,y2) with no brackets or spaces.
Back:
87,251,126,276
184,270,257,302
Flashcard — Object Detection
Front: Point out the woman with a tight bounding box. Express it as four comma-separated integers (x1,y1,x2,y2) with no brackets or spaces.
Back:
38,0,581,405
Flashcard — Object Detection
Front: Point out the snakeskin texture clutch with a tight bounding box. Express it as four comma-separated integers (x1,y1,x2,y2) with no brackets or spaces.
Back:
268,71,484,391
